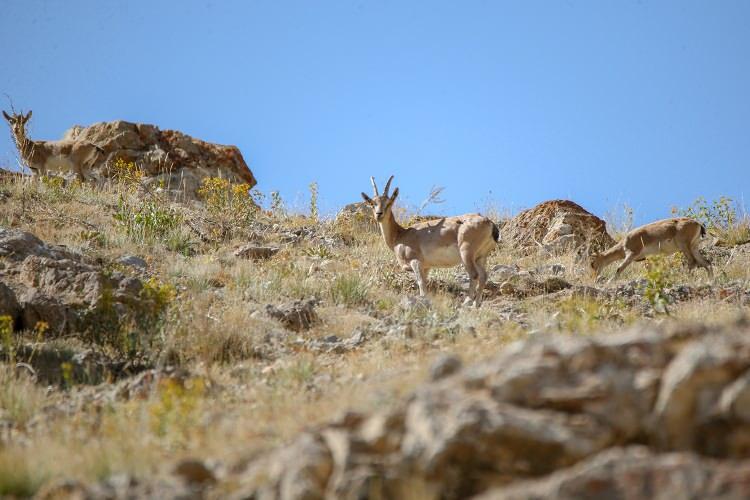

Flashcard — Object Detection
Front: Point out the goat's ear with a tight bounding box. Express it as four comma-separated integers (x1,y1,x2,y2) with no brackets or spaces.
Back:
390,187,399,201
23,110,32,122
2,110,11,122
361,192,373,205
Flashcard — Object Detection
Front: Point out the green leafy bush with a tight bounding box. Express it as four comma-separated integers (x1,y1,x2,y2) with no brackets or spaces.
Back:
114,195,181,243
673,196,750,246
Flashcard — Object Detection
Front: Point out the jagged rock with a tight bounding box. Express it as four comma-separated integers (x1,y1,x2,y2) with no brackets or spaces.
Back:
2,343,149,385
538,276,572,294
265,299,319,332
117,255,148,270
0,281,20,320
335,201,378,231
234,319,750,499
0,228,152,335
478,446,750,500
504,200,615,255
234,244,280,260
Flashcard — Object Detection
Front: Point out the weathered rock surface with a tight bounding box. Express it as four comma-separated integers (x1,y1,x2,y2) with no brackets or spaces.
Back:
234,244,280,260
336,201,377,231
234,319,750,499
479,446,750,500
504,200,615,255
265,299,319,332
0,228,151,335
60,120,256,199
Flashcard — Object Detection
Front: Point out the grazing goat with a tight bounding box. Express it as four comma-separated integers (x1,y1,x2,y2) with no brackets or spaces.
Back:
361,175,499,306
590,217,712,282
3,110,102,181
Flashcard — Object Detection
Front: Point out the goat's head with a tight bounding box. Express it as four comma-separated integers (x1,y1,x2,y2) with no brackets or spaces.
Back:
361,175,399,222
2,110,32,139
588,252,604,278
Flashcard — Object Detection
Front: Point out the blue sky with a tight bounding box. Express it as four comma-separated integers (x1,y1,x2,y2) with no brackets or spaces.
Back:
1,0,749,222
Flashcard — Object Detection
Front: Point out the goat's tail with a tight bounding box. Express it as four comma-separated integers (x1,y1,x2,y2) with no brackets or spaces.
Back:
491,221,500,242
700,223,707,238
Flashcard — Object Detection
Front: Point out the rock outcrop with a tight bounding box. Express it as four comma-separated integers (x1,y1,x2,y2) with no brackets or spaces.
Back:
0,228,152,336
504,200,615,255
61,120,255,199
479,446,750,500
234,318,750,499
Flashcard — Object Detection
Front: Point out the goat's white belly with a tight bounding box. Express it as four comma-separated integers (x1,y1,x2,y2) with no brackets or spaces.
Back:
44,156,76,173
643,240,679,256
422,245,462,267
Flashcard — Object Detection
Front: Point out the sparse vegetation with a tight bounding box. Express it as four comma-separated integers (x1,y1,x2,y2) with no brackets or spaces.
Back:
0,172,748,496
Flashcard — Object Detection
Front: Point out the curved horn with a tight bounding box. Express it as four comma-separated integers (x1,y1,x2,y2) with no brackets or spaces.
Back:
383,175,394,197
370,176,379,196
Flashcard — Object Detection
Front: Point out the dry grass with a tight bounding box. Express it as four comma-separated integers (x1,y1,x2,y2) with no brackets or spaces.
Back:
0,174,748,494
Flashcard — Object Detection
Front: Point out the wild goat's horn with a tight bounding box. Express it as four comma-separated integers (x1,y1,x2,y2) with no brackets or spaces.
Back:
370,176,379,196
383,175,394,197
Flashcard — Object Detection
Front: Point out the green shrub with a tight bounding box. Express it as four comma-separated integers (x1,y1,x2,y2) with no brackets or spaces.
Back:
114,195,181,243
673,196,750,246
642,254,679,314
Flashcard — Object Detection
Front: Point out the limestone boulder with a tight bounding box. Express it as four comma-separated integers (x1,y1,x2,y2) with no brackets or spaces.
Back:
234,319,750,499
0,228,152,335
504,200,615,255
479,446,750,500
60,120,256,200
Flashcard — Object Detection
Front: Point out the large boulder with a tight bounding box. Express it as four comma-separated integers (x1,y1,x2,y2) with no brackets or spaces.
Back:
504,200,615,255
61,120,256,200
235,319,750,499
0,228,152,335
480,446,750,500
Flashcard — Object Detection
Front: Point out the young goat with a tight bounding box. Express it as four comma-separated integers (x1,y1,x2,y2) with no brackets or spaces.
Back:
590,217,712,282
361,175,499,306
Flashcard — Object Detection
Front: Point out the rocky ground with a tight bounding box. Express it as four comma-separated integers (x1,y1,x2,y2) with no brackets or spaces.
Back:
0,174,749,499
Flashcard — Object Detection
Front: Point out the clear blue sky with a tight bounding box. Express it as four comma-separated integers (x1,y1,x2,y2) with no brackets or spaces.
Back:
2,0,749,222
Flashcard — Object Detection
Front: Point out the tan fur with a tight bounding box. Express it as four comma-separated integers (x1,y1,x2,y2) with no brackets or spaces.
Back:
362,175,498,306
591,217,712,281
3,110,102,181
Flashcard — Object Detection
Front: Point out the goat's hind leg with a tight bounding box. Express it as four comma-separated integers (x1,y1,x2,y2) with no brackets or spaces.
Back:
472,255,488,307
460,247,479,306
690,246,713,279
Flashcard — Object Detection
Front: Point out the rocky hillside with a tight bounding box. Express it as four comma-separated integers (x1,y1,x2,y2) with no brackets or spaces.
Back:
0,174,748,499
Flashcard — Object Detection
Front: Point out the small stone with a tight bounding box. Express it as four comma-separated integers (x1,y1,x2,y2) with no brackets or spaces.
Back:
265,299,319,331
234,244,280,260
117,255,147,270
492,264,520,280
430,354,462,381
173,458,216,485
540,276,571,294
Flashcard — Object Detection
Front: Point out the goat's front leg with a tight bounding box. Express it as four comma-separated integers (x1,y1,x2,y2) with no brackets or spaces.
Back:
410,259,428,296
609,251,636,284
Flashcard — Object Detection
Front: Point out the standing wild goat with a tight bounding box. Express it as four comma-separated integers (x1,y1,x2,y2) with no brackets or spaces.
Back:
361,175,499,306
590,217,712,282
3,109,102,181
